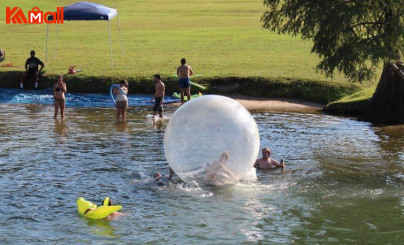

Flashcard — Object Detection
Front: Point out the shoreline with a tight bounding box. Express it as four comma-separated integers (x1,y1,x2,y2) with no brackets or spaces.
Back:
171,95,323,113
230,95,323,112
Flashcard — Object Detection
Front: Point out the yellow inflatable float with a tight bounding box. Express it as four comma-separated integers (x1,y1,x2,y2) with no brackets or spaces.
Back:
77,197,122,220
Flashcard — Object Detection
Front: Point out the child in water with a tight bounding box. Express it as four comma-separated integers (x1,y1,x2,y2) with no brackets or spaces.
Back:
154,168,175,186
113,80,129,120
204,152,237,185
151,74,165,119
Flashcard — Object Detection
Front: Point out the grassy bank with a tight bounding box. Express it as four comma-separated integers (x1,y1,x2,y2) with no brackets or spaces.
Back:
1,0,353,82
324,87,376,115
1,0,376,106
0,72,361,104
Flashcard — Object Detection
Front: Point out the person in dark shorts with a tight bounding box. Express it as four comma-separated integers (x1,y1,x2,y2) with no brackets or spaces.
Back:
176,58,194,104
21,50,44,89
152,74,165,118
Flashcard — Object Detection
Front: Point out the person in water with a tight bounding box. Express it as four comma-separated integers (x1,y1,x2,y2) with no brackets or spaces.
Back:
154,168,175,186
113,79,129,120
204,152,237,185
176,58,193,104
254,147,285,170
84,197,122,220
53,75,67,119
152,74,165,118
21,50,44,89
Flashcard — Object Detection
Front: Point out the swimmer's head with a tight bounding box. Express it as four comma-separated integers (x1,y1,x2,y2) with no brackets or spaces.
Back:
120,79,128,88
219,152,229,164
154,172,162,180
181,58,186,65
262,147,271,158
154,74,161,82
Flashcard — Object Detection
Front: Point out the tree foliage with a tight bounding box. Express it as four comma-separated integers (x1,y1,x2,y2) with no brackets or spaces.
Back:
262,0,404,82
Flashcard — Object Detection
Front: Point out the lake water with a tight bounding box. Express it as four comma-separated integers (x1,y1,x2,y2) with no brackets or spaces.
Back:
0,90,403,244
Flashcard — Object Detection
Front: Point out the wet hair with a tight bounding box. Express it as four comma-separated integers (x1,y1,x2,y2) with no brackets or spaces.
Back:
181,58,186,65
154,172,162,179
262,147,271,155
154,74,161,80
120,79,128,87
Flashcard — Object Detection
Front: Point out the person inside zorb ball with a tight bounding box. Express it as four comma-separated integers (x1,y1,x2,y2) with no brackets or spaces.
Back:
164,95,260,185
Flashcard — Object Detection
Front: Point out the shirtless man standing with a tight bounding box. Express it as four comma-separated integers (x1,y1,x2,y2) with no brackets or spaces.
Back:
176,58,193,104
254,147,285,170
152,74,165,118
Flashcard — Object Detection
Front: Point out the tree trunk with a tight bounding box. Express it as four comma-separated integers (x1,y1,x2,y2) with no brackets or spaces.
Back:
363,62,404,124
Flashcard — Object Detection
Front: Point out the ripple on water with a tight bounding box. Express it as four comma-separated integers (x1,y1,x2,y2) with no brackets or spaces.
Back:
0,104,403,244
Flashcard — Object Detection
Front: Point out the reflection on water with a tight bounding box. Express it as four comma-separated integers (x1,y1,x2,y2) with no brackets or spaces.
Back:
0,104,403,244
54,119,68,136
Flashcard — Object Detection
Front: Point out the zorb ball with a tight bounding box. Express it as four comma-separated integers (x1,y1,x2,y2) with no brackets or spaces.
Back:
164,95,260,185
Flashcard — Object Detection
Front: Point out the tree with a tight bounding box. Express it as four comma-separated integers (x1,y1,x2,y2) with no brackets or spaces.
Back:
261,0,404,123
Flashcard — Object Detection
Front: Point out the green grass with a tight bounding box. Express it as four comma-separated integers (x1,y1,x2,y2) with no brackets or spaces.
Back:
324,86,376,114
1,0,380,106
2,0,355,81
331,87,376,103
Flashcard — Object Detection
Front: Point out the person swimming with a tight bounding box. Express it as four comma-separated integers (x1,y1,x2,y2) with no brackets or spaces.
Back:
254,147,285,170
153,168,175,186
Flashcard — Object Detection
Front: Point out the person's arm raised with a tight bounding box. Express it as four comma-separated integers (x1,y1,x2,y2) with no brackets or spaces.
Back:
63,82,67,93
271,159,284,168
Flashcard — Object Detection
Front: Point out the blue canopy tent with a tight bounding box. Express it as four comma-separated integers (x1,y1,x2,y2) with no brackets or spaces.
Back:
46,2,125,68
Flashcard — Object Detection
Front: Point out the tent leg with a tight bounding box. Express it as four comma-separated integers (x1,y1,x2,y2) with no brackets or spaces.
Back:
54,24,59,60
108,20,113,69
116,15,125,58
46,24,49,62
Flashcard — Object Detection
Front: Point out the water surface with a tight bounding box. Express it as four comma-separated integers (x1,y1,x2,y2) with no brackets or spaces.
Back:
0,93,403,244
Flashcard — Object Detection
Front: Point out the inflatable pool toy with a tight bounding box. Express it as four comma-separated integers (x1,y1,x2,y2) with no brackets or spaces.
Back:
77,197,122,220
109,84,126,105
190,82,206,90
173,92,202,101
